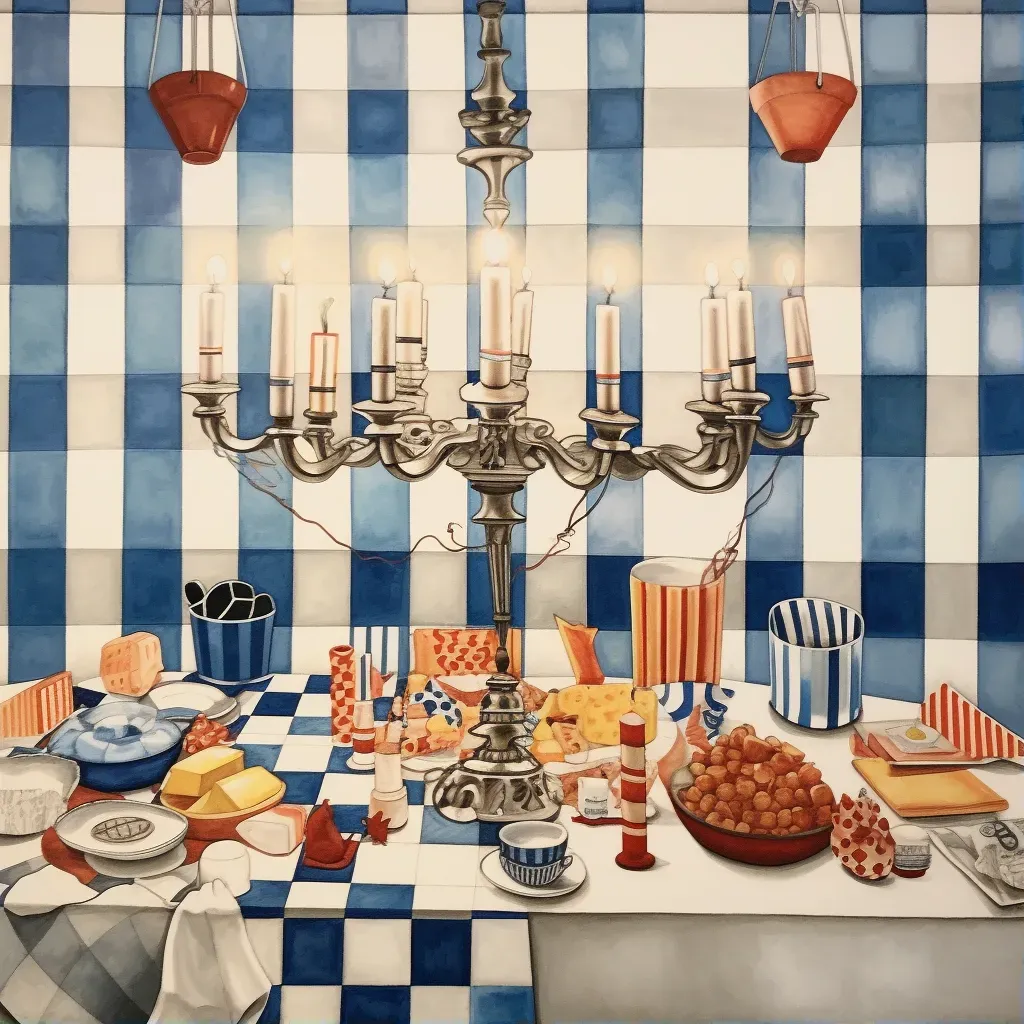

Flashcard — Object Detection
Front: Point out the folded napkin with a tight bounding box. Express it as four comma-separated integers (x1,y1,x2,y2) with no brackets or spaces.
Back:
147,879,270,1024
971,818,1024,890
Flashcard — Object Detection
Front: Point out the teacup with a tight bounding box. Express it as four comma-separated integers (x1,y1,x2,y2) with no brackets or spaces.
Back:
498,821,573,888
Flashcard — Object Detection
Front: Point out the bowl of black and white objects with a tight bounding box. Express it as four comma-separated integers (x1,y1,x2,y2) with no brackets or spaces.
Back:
187,580,276,695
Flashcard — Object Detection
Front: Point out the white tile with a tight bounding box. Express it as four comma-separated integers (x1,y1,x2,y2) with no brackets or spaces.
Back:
927,287,979,376
66,451,124,550
527,286,586,371
293,155,349,227
408,154,467,227
388,803,424,844
805,145,860,227
66,627,121,685
273,741,332,773
642,285,705,373
527,151,587,226
927,13,981,83
408,14,465,91
415,843,483,886
0,16,11,87
804,287,861,377
68,148,124,226
317,771,376,806
643,471,748,562
182,450,239,551
342,919,411,985
470,918,533,986
237,716,294,739
296,693,332,718
409,463,470,552
67,284,126,376
645,14,748,88
350,840,419,886
720,627,747,683
280,985,341,1024
0,835,42,872
291,469,351,550
526,14,588,91
244,918,283,985
268,673,312,693
524,468,588,559
927,143,981,226
924,639,978,706
247,847,303,883
285,881,351,915
410,985,471,1024
292,15,347,90
925,457,979,564
182,153,238,227
290,628,349,676
802,456,862,564
69,14,124,87
412,884,475,914
644,148,748,227
522,629,573,679
419,284,467,372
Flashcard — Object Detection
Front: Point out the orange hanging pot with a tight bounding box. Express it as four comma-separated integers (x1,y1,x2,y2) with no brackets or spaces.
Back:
749,0,857,164
148,0,248,165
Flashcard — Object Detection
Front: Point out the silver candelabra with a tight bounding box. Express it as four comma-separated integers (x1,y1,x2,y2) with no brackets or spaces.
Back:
182,0,827,824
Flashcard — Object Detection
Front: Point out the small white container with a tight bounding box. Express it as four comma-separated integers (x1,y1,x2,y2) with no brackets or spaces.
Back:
199,840,251,896
578,777,610,820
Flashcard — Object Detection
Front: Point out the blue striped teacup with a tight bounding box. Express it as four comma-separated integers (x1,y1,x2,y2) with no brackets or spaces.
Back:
189,594,276,692
768,597,864,731
498,822,573,888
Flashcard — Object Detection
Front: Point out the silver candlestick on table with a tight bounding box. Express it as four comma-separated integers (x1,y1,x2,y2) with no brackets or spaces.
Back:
182,0,827,824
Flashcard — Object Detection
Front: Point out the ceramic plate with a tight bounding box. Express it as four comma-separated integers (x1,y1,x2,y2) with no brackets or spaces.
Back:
146,682,239,725
85,843,187,879
479,848,586,899
55,800,188,861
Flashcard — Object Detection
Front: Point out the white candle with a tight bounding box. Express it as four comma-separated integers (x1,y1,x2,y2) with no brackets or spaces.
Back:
199,255,225,384
308,297,338,416
725,259,756,392
269,260,296,419
781,259,815,396
371,296,397,403
596,267,620,414
420,298,429,364
700,262,729,404
511,267,534,357
397,272,424,366
479,230,511,389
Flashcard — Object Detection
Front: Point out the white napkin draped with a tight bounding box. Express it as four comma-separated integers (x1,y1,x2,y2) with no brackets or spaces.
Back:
147,878,271,1024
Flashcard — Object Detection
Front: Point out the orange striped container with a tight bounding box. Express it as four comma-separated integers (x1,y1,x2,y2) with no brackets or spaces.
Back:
630,557,724,688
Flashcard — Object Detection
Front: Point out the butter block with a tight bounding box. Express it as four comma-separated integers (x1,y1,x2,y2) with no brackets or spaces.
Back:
192,766,281,815
236,805,305,855
162,746,243,799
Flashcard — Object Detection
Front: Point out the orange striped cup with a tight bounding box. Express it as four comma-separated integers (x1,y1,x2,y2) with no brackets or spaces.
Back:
630,557,724,688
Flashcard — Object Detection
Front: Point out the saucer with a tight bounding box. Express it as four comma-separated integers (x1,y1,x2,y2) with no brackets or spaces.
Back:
85,843,187,879
479,848,586,899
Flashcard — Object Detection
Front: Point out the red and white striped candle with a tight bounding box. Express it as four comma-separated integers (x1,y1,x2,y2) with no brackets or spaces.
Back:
615,711,655,871
348,699,376,772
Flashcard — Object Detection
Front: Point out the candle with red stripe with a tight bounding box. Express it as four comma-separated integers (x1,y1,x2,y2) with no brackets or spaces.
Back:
596,267,620,414
347,699,376,772
615,710,655,871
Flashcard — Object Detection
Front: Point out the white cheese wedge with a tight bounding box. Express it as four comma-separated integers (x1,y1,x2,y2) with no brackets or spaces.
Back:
236,805,305,855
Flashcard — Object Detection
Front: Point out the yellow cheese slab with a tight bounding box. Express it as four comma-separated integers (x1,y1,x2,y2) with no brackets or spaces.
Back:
197,766,282,814
578,684,633,746
162,746,243,798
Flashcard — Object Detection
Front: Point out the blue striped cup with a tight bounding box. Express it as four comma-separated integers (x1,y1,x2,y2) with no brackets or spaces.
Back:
498,822,573,888
768,597,864,730
190,595,275,693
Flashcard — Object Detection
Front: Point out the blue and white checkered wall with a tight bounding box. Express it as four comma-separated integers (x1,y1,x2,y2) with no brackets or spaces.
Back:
1,0,1021,732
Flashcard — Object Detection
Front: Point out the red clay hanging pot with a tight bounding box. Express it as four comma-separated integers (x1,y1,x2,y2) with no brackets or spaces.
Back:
148,0,248,165
750,0,857,164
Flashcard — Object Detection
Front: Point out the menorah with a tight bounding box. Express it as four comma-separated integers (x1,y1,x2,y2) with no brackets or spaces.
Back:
182,0,827,823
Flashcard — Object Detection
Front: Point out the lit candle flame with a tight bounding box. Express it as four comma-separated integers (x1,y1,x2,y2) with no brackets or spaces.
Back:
483,229,507,266
206,255,226,288
732,259,746,285
782,259,796,289
602,266,617,295
704,262,719,291
379,259,397,289
521,266,532,289
409,259,417,281
280,258,293,284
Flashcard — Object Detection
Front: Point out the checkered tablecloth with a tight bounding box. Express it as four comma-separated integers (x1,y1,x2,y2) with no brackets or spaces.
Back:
0,674,536,1024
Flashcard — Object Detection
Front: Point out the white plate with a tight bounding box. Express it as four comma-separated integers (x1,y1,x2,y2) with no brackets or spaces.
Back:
147,682,239,725
85,843,187,879
479,848,587,899
55,800,188,861
402,750,460,774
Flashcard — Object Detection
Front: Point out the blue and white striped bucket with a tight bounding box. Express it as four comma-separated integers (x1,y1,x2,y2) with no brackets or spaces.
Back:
768,598,864,730
190,597,275,692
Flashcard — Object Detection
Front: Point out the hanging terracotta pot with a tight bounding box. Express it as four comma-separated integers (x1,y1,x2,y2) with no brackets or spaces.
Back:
148,0,248,165
750,0,857,164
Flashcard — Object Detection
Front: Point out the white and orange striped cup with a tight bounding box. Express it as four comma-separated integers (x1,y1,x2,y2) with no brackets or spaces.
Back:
630,557,724,688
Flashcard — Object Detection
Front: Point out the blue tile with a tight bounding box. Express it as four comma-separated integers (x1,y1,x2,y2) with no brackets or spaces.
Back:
862,637,924,701
125,149,181,226
349,155,407,226
861,562,925,638
587,150,642,225
862,14,926,85
125,374,182,450
982,142,1024,222
276,771,323,804
349,0,405,12
978,642,1024,736
862,457,925,562
125,88,177,150
748,9,804,80
235,743,282,771
10,225,67,285
126,286,183,373
8,549,65,626
411,918,471,986
237,15,292,89
589,0,643,10
15,0,69,11
125,13,180,88
588,13,644,89
349,552,409,626
585,477,643,555
862,288,925,374
282,919,344,984
347,883,415,917
588,88,643,150
586,554,641,630
744,454,803,562
862,85,927,146
981,375,1024,454
749,149,804,228
237,880,290,919
592,629,631,678
126,226,182,285
351,464,409,551
238,153,293,226
744,629,768,684
8,626,65,683
862,376,926,456
983,14,1024,81
420,806,480,845
863,0,925,13
349,91,409,155
981,286,1024,373
306,674,332,694
9,376,66,452
981,83,1024,143
253,691,301,716
11,86,68,147
257,985,280,1024
979,563,1024,640
341,987,410,1024
288,717,331,736
750,287,786,373
13,13,69,86
981,455,1024,562
123,450,182,548
470,985,535,1024
121,549,183,625
236,90,292,153
985,0,1024,12
238,550,294,626
406,780,425,806
862,145,925,225
744,561,803,633
750,373,802,455
861,225,927,287
348,15,406,89
9,451,65,548
10,285,65,375
467,549,526,630
981,224,1024,286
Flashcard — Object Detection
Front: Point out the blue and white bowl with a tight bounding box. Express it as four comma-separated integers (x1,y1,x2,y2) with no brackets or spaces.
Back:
189,592,275,695
769,597,864,730
498,821,573,888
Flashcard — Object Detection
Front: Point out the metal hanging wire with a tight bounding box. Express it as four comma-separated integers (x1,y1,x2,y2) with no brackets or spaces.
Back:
753,0,855,91
148,0,248,89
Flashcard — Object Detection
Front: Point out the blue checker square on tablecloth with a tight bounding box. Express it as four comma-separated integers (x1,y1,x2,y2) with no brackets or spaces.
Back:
252,691,302,717
276,771,326,804
235,743,283,772
289,716,333,736
420,807,480,846
411,919,473,987
306,674,333,694
238,882,291,920
341,985,411,1024
471,985,536,1024
347,884,414,918
283,918,345,985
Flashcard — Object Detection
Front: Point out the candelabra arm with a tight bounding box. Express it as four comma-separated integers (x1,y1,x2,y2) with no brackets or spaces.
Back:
271,432,381,484
515,420,612,491
753,392,828,450
182,383,276,456
378,423,480,483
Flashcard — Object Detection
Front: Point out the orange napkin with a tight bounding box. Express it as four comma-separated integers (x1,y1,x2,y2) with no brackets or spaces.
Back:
302,800,360,870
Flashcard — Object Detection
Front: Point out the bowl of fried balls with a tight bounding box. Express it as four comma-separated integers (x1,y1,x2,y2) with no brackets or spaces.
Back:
668,724,838,866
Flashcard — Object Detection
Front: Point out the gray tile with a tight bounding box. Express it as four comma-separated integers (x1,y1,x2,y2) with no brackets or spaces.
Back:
68,375,124,451
527,90,588,152
181,551,239,621
524,224,588,286
928,225,979,286
749,229,805,287
927,0,980,10
802,374,862,457
723,559,745,630
642,226,749,285
643,371,702,448
420,371,470,422
293,550,351,626
293,91,348,154
406,227,468,285
927,84,980,143
349,226,408,286
645,88,749,148
927,376,978,456
408,91,466,156
803,562,861,614
831,95,862,148
69,87,125,149
524,371,587,441
67,550,121,626
348,15,406,91
68,227,124,285
0,88,11,146
805,227,861,288
410,551,465,626
526,553,586,630
926,563,978,640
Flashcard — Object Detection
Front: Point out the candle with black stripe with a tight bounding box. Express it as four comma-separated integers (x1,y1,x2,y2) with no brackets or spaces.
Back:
781,259,815,396
371,261,397,403
725,259,756,391
308,298,338,416
596,267,620,413
199,255,226,383
269,259,296,419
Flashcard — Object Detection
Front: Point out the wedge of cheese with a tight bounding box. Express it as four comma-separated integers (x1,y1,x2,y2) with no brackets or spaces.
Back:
0,671,74,741
578,684,634,747
100,632,163,697
162,746,243,799
189,766,281,815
